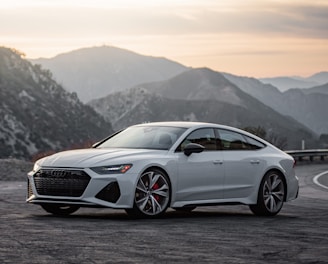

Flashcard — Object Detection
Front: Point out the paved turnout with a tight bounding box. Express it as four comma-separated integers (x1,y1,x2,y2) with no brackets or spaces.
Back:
0,164,328,264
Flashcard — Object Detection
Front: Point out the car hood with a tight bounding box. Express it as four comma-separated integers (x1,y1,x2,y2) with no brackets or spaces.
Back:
38,148,167,168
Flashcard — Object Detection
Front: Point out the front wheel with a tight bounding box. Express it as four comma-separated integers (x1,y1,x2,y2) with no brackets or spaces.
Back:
249,171,285,216
40,204,80,216
125,169,170,218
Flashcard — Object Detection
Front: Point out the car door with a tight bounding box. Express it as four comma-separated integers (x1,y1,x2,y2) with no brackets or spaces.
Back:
217,129,266,199
175,128,224,202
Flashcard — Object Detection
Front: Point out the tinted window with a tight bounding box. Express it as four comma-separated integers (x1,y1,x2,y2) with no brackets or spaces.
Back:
217,129,265,150
244,135,266,149
178,128,217,151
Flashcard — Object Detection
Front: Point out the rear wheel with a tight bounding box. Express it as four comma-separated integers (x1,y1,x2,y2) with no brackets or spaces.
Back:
40,204,80,216
249,171,285,216
125,169,170,218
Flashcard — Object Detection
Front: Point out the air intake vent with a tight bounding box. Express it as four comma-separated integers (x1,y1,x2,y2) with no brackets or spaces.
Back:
96,182,121,203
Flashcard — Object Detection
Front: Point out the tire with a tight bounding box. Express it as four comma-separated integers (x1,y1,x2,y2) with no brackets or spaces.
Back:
40,204,80,216
249,171,285,216
125,169,170,218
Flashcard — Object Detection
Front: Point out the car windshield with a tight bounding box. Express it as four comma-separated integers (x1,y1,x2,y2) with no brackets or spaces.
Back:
97,126,187,150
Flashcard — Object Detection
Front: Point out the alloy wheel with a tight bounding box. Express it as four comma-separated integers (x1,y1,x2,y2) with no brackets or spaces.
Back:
134,170,170,216
262,173,285,213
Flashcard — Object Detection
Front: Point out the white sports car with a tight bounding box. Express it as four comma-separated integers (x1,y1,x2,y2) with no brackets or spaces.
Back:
27,122,299,218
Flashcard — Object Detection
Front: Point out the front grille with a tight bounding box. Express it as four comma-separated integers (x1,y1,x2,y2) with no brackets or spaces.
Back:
33,169,91,197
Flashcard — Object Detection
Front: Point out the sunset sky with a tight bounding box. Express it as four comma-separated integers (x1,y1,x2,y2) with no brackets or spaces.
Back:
1,0,327,77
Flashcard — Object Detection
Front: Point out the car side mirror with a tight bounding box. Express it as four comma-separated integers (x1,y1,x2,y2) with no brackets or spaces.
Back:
184,143,205,156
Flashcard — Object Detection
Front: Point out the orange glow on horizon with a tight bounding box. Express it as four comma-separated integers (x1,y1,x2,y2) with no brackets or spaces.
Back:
0,0,327,77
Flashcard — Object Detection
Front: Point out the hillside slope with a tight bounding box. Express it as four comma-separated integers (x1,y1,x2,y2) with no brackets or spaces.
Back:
0,47,113,159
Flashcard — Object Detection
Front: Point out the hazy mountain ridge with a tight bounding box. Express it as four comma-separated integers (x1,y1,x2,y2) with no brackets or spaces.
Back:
30,46,188,102
301,83,328,96
260,71,328,92
137,68,244,106
223,72,328,135
30,46,327,137
89,68,316,149
0,47,113,159
282,90,328,135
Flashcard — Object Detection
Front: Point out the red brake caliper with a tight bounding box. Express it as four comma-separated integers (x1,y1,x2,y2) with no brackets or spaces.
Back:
152,183,160,202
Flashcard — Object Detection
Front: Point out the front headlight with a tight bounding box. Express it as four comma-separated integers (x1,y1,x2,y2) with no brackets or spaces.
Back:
33,162,41,172
90,164,132,175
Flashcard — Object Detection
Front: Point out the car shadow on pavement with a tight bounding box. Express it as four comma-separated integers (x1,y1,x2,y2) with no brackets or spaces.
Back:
30,207,298,222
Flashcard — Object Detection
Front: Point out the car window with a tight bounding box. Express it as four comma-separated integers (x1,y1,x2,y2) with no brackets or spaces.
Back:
217,129,265,150
244,135,266,149
97,126,187,150
178,128,217,151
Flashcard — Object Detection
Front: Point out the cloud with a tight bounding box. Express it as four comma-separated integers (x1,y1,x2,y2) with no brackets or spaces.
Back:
0,1,327,39
167,2,328,38
0,0,326,77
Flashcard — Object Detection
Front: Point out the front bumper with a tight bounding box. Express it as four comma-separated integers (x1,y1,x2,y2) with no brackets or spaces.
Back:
27,167,136,209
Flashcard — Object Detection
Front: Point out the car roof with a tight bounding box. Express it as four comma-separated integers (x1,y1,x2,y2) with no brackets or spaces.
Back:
132,121,242,131
132,121,216,129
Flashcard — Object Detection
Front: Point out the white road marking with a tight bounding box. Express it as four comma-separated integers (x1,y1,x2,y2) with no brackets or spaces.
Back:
313,171,328,190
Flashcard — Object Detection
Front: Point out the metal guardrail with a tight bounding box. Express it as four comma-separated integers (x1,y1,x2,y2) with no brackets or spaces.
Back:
285,149,328,162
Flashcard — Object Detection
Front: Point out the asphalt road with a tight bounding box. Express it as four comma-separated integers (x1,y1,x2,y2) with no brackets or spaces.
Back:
1,164,328,264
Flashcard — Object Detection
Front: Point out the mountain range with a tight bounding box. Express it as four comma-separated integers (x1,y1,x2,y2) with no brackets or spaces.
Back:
0,47,113,160
89,68,317,149
260,72,328,92
0,45,326,159
282,88,328,135
31,46,188,102
31,46,328,139
222,73,328,135
30,47,328,101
